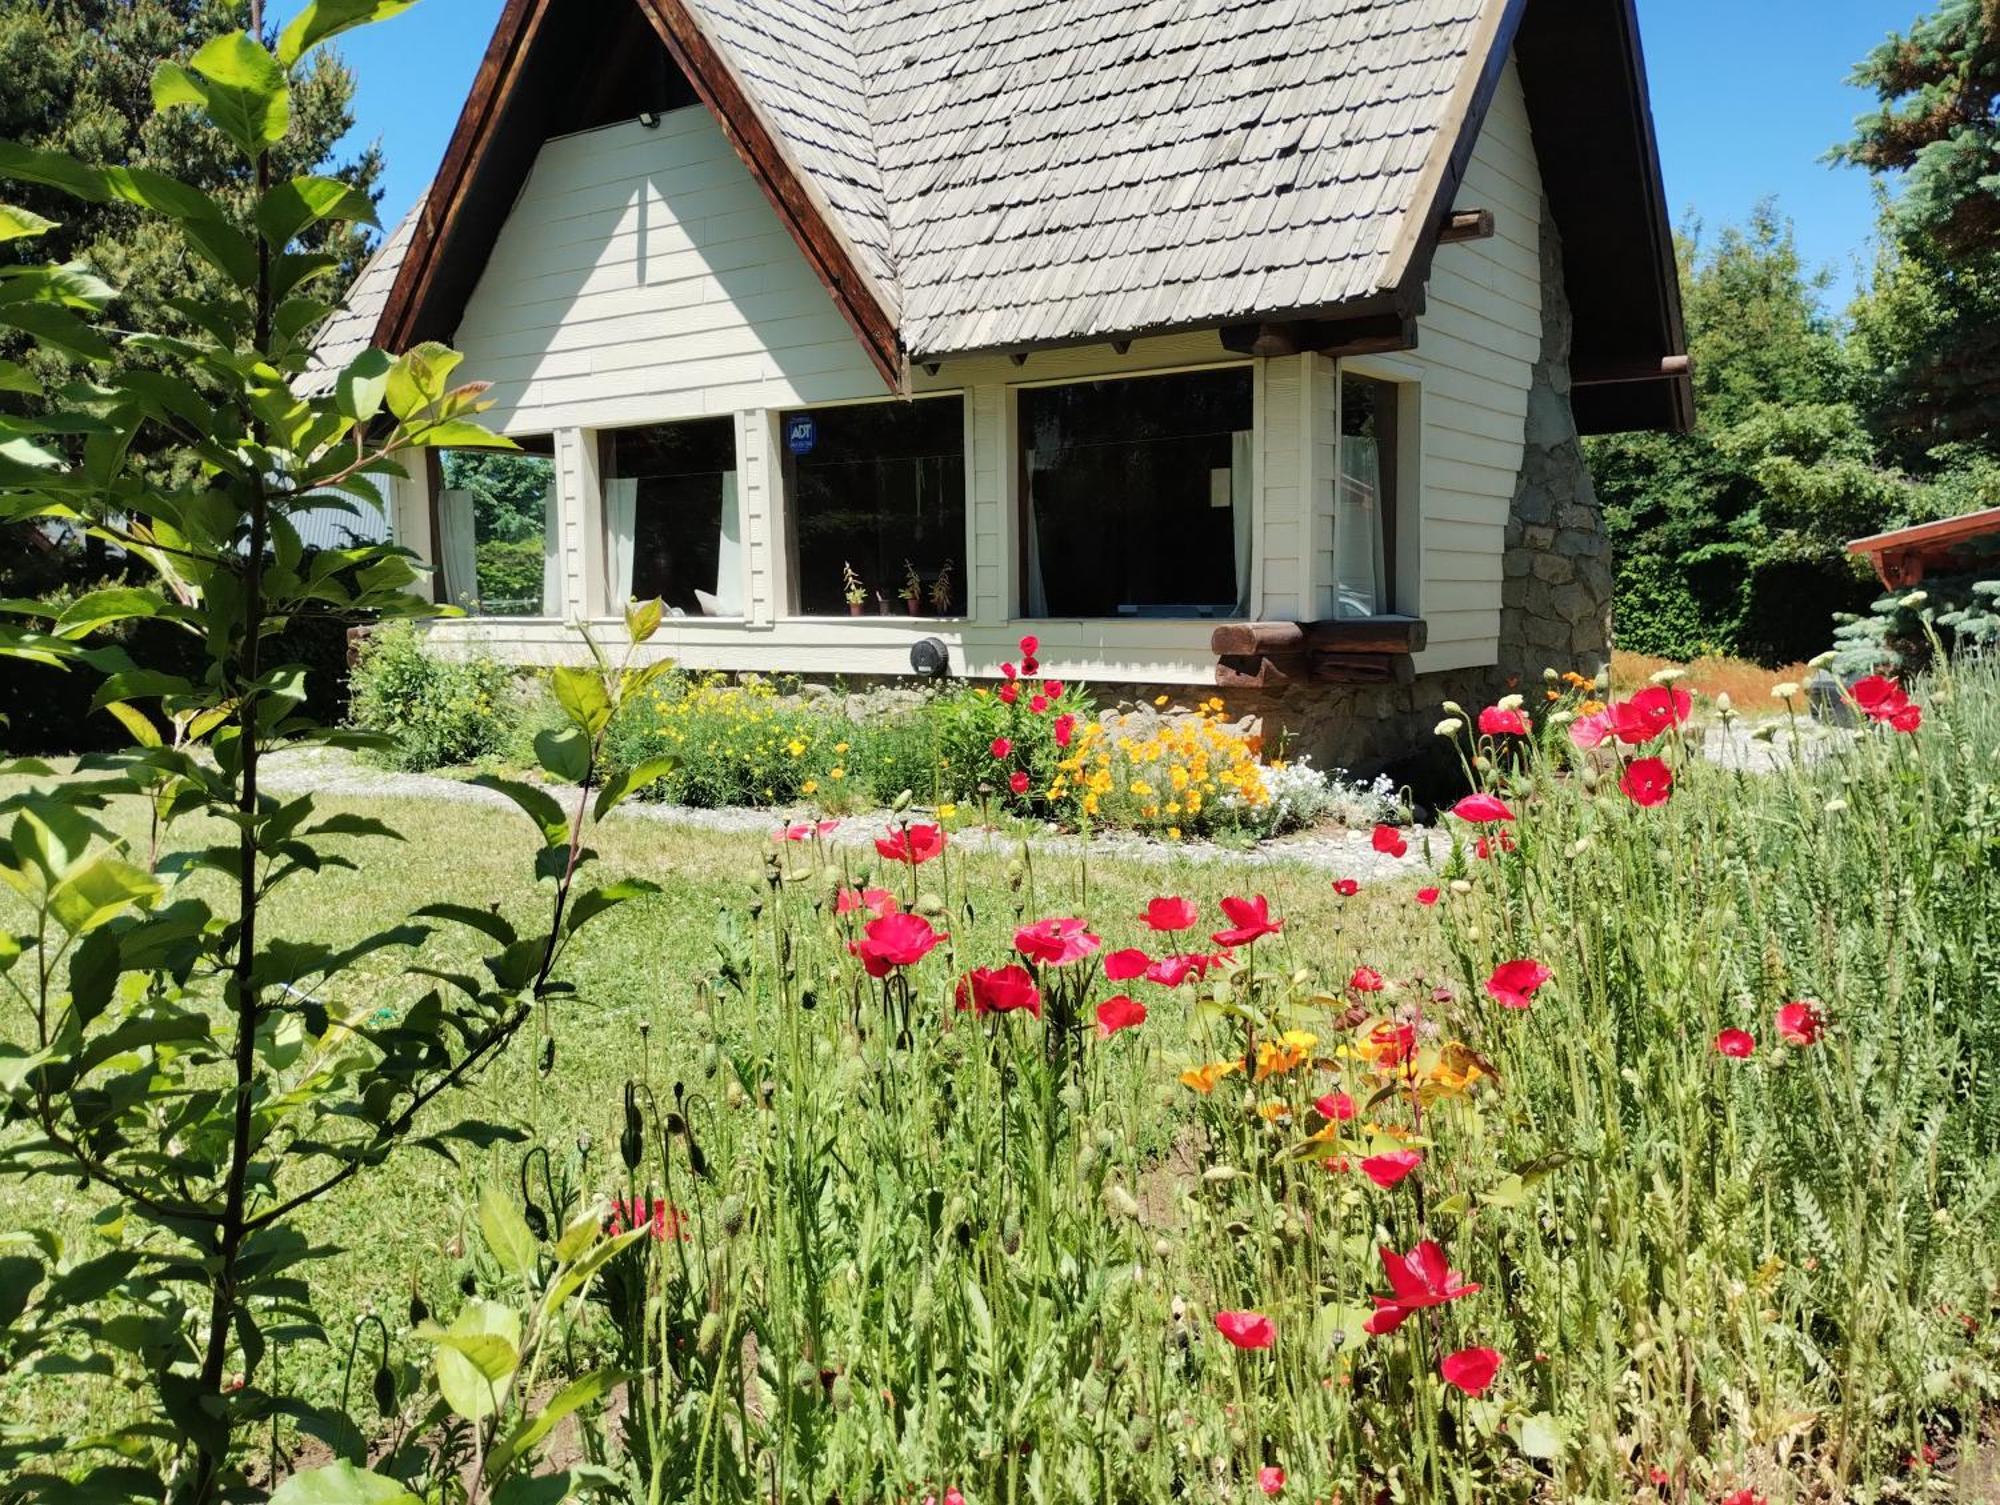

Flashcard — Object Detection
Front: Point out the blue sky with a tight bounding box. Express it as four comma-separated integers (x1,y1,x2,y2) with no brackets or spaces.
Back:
330,0,1914,312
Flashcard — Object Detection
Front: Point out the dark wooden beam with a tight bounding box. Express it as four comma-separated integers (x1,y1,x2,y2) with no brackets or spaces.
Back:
1216,652,1306,690
1573,353,1693,386
1211,617,1428,658
1438,208,1496,244
1313,651,1417,686
1219,313,1416,361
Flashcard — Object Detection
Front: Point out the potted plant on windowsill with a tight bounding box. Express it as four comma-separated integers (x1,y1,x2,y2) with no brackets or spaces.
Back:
842,561,867,616
930,558,954,617
900,560,923,616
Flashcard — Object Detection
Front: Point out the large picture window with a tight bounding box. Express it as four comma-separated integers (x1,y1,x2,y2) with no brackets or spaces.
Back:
1334,372,1401,618
602,419,740,617
437,440,558,616
1019,367,1252,619
782,396,965,617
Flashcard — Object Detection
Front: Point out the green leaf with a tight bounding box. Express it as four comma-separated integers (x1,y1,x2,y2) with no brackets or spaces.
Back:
100,701,162,748
0,300,111,361
1516,1411,1565,1460
0,204,55,242
269,1462,422,1505
334,348,393,424
0,359,40,395
593,756,675,820
55,587,161,639
409,418,512,449
150,61,207,112
564,879,661,937
477,1181,538,1280
469,776,570,847
48,855,161,935
533,727,590,785
383,341,464,421
186,32,291,153
551,666,611,737
257,175,378,248
412,902,518,947
424,1300,521,1421
624,597,663,643
278,0,420,65
486,1369,629,1481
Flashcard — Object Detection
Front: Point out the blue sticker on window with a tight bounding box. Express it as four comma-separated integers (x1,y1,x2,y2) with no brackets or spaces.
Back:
785,415,817,455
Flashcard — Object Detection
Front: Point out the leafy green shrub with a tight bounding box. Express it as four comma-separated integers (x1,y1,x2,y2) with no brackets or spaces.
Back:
348,621,518,771
474,536,545,616
605,672,859,807
1833,574,2000,674
857,703,945,805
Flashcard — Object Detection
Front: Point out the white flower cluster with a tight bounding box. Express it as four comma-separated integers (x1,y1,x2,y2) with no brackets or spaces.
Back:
1248,757,1401,836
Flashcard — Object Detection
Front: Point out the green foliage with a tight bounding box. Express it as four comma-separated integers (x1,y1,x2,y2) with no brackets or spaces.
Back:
474,536,545,616
1833,575,2000,674
347,621,516,771
443,449,551,546
602,672,856,809
1848,228,2000,451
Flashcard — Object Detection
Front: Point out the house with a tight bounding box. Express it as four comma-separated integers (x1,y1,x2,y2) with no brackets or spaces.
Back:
1848,507,2000,590
311,0,1690,771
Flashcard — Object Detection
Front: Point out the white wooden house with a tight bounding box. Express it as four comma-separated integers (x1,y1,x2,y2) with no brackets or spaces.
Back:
310,0,1690,767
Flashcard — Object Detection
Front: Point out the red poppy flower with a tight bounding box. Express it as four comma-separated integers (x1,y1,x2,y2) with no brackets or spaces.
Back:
998,681,1019,705
1360,1149,1422,1188
1014,916,1103,966
1315,1091,1356,1121
1714,1027,1755,1058
1474,830,1517,860
1348,965,1385,993
1888,701,1922,732
608,1197,689,1242
1371,823,1408,857
1850,674,1899,714
990,736,1013,759
1720,1493,1766,1505
1439,1346,1502,1396
1611,684,1693,744
876,824,946,865
1000,661,1017,681
1094,995,1147,1038
957,963,1042,1018
1212,895,1284,947
1009,770,1030,796
1020,656,1040,676
1478,705,1529,736
1018,634,1040,658
774,819,840,842
1363,1240,1481,1334
835,886,900,918
1141,896,1199,932
852,912,944,974
1053,713,1076,747
1332,877,1360,897
1143,954,1196,987
1103,947,1150,981
1416,887,1441,906
1214,1310,1275,1349
1485,958,1552,1010
1619,756,1673,808
1258,1467,1285,1496
1367,1020,1417,1068
1042,679,1065,699
1776,1000,1824,1046
1450,793,1515,824
1029,694,1050,714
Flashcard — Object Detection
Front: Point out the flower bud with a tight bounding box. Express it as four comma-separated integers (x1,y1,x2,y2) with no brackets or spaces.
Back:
1901,590,1928,609
1542,667,1559,682
1449,879,1473,895
1808,650,1837,670
892,788,915,813
1715,692,1732,713
1772,682,1800,700
1104,1184,1141,1220
1498,693,1525,711
1434,718,1464,738
1649,667,1686,685
1441,700,1466,716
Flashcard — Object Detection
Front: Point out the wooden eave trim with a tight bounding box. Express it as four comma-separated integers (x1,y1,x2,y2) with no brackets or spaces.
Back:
374,0,548,354
1848,506,2000,558
631,0,902,392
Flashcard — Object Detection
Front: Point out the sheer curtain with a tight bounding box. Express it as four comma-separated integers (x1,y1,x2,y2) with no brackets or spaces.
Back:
1024,452,1049,617
436,488,479,610
1333,434,1386,618
1230,430,1253,616
603,476,638,610
709,470,742,615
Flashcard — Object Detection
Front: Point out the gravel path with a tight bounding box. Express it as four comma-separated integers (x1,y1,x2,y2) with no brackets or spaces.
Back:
258,746,1431,881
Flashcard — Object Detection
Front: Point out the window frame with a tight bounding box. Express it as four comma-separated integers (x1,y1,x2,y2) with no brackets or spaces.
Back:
594,414,746,622
1334,354,1424,623
431,434,560,620
774,388,974,622
1006,359,1258,623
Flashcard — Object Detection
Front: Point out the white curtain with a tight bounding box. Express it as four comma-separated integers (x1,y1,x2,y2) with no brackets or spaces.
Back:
1024,452,1049,617
604,476,638,610
712,470,742,615
437,488,479,610
1230,430,1253,616
539,481,562,619
1334,434,1386,618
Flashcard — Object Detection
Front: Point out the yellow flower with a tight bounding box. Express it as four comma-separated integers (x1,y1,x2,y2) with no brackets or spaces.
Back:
1154,695,1169,707
787,739,806,757
830,767,846,780
1254,1030,1319,1081
1166,826,1181,841
1179,1060,1244,1094
802,779,819,795
1256,1100,1292,1123
834,742,850,754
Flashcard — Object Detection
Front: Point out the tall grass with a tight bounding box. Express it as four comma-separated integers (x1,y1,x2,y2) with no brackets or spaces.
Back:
568,663,2000,1504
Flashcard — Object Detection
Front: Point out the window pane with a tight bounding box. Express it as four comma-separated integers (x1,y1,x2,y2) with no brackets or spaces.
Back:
1335,374,1397,618
1020,368,1252,618
607,418,739,617
784,397,965,616
440,444,555,617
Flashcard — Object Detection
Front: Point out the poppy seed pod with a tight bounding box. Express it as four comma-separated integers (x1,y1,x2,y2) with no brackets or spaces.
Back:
458,1269,476,1297
372,1363,396,1417
539,1036,555,1077
408,1289,429,1327
916,891,946,917
620,1082,643,1172
1104,1184,1140,1220
523,1201,549,1240
892,788,914,813
697,1311,723,1357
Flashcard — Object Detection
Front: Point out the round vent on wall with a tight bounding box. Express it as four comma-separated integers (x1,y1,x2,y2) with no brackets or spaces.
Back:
909,637,950,680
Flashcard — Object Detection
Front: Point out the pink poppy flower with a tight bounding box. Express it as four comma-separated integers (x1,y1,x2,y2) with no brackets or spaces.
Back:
1315,1091,1356,1121
1714,1028,1755,1059
1439,1346,1502,1397
835,886,899,919
1360,1149,1422,1188
1094,995,1147,1038
1776,1000,1824,1046
876,824,946,865
1450,793,1515,824
1018,633,1040,658
1009,770,1031,796
1258,1467,1285,1496
1332,878,1360,897
990,736,1013,760
1569,708,1615,750
1214,1310,1275,1350
1416,887,1441,906
1363,1240,1481,1334
1103,947,1150,981
1014,916,1102,966
1720,1493,1766,1505
1029,694,1050,714
851,913,943,975
607,1197,689,1242
1020,656,1040,677
1143,954,1197,987
1371,824,1408,857
956,964,1042,1018
1053,713,1076,747
1619,756,1674,808
1478,705,1528,736
1212,895,1284,948
1485,958,1552,1010
1042,679,1065,700
1140,896,1199,932
1611,685,1693,745
1348,965,1385,994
